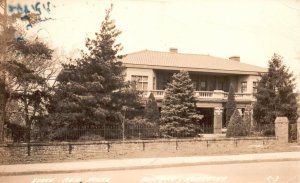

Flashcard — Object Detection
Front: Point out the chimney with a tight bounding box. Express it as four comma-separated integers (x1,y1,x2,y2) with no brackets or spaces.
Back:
169,48,178,53
229,56,240,62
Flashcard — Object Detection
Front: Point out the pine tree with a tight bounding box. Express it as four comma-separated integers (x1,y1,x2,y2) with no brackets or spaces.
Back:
253,54,298,127
225,84,236,127
110,81,144,122
145,93,160,124
0,16,25,142
4,39,53,142
48,5,127,140
160,70,203,137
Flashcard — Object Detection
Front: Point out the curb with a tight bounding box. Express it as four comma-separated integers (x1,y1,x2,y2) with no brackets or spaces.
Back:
1,157,300,176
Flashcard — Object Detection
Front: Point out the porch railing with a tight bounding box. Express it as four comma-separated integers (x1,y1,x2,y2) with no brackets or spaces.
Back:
143,90,254,101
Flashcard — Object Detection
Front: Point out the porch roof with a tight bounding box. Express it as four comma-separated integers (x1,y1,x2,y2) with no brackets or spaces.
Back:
122,50,267,75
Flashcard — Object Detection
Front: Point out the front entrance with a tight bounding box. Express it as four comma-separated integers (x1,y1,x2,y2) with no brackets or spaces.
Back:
197,108,214,133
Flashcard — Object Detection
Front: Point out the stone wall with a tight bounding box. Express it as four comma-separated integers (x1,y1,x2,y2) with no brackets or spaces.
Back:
0,137,277,165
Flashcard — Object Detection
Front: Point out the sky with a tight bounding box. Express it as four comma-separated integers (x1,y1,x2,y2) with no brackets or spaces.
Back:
7,0,300,90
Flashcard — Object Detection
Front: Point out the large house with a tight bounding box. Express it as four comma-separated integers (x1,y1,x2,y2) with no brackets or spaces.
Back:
122,48,267,134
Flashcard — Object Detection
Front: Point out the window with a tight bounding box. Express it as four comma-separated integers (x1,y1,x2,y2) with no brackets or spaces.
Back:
131,75,148,90
192,82,197,90
153,77,156,90
217,80,224,90
241,81,247,93
199,81,206,91
253,81,257,93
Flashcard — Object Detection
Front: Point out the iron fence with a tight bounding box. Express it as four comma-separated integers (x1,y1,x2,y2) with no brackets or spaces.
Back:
3,123,214,143
253,123,275,136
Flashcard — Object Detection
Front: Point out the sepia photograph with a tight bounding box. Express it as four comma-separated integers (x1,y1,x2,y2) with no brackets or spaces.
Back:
0,0,300,182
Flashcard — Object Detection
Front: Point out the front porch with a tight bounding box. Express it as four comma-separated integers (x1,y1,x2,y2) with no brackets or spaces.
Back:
142,90,254,135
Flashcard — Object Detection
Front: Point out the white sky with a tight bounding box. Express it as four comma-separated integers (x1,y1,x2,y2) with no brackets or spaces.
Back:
8,0,300,90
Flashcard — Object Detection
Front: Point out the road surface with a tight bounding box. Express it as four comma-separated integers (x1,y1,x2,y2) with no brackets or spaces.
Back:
1,160,300,183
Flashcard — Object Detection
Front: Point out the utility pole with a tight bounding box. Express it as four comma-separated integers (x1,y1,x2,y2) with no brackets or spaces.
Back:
0,0,8,142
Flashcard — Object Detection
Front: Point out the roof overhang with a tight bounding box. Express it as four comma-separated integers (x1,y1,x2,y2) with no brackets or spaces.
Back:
124,63,266,76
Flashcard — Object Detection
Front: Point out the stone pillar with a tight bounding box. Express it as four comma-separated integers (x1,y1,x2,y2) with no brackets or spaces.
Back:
213,107,223,134
297,118,300,144
275,117,289,144
213,90,224,99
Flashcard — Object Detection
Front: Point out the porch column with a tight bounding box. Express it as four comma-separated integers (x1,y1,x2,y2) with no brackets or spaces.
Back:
213,107,223,134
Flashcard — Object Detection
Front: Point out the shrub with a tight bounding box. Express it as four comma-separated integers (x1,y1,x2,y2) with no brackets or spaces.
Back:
78,134,104,141
226,109,249,137
126,117,159,139
262,126,275,136
145,93,160,124
5,122,26,142
241,107,252,136
257,123,275,136
289,123,297,142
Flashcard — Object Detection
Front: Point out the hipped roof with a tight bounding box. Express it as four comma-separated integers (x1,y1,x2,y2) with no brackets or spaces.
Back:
122,50,267,75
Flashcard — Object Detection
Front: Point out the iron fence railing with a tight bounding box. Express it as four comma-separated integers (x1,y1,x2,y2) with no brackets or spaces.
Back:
253,123,275,136
5,123,287,143
3,123,215,143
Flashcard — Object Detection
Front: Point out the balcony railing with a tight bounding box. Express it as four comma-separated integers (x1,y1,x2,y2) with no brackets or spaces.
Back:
143,90,255,101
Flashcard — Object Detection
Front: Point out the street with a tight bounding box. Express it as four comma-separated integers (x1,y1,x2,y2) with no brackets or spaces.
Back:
1,160,299,183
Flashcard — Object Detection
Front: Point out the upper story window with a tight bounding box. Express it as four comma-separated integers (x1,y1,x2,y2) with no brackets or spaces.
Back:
192,82,197,90
131,75,148,90
199,81,206,91
241,81,247,93
253,81,258,93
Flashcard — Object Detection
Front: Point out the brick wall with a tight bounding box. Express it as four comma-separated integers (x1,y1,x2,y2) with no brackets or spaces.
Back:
0,137,277,165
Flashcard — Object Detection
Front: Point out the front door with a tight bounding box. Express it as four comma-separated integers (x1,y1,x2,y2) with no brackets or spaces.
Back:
197,108,214,134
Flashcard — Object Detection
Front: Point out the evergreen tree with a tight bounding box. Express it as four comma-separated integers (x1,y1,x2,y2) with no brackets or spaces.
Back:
0,19,54,142
225,84,236,127
0,11,53,142
4,38,53,142
253,54,298,127
226,109,244,137
110,81,144,122
0,15,24,141
48,5,127,140
160,70,203,137
241,106,251,136
145,93,160,124
109,82,144,139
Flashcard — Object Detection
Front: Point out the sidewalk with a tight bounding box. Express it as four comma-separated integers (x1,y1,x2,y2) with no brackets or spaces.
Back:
1,151,300,176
